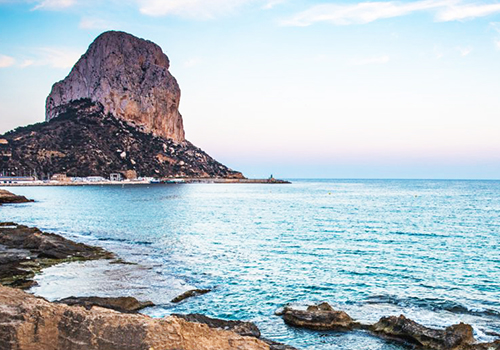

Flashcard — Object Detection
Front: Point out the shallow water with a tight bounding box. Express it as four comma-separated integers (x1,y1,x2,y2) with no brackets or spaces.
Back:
1,179,499,349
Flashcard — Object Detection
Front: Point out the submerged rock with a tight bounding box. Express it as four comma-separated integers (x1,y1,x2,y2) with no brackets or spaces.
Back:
56,296,154,313
0,190,32,205
371,315,475,350
280,302,356,330
171,288,211,303
0,285,271,350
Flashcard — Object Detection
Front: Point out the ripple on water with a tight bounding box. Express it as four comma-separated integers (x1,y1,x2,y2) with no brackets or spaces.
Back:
1,179,499,349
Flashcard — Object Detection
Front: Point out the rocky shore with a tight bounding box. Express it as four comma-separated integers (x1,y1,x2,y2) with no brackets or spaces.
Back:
0,190,296,349
278,303,500,350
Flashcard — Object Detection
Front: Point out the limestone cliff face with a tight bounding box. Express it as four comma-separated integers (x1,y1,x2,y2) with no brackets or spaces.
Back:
46,31,185,143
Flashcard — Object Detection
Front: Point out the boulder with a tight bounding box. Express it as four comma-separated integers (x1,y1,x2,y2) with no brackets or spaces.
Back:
171,288,211,303
280,302,356,330
371,315,474,350
56,296,154,313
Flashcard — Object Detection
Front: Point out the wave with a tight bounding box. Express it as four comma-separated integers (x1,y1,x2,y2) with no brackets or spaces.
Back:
363,294,500,319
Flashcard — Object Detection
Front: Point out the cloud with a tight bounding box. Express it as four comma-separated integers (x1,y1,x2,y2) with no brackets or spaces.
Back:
0,55,15,68
32,0,76,10
495,39,500,49
137,0,282,18
283,0,500,27
19,59,35,68
262,0,286,10
457,46,472,56
183,58,201,68
138,0,252,18
79,17,114,30
437,2,500,21
351,55,390,65
36,47,81,68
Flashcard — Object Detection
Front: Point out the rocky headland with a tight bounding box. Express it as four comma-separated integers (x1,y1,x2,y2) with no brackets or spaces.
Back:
1,99,242,178
0,31,243,180
0,189,32,205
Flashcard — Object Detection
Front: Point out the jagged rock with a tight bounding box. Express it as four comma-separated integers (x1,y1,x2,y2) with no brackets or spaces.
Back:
56,296,154,313
173,313,261,338
173,314,299,350
46,31,185,143
171,288,211,303
0,99,244,178
0,222,113,288
0,190,32,205
371,315,475,350
0,223,113,260
0,285,271,350
280,302,356,330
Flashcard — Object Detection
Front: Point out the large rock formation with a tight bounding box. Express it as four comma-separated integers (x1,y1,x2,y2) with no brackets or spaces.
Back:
46,31,185,143
0,285,271,350
0,31,244,179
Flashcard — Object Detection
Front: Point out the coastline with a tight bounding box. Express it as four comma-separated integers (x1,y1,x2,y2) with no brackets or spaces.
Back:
0,189,297,350
0,177,291,186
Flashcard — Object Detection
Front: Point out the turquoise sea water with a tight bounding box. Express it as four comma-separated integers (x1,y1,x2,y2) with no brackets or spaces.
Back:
1,179,499,349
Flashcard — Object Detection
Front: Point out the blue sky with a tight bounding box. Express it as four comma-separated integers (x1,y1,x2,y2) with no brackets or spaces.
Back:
1,0,500,179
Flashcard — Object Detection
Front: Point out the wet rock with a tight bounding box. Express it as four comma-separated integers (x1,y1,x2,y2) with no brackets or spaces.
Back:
465,340,500,350
371,315,475,350
280,302,356,330
56,296,154,313
173,313,261,338
0,223,113,260
0,285,271,350
171,288,211,303
0,190,32,205
0,223,113,288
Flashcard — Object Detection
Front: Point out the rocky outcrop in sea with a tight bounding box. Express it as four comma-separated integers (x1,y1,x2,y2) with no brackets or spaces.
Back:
46,31,184,143
0,31,243,179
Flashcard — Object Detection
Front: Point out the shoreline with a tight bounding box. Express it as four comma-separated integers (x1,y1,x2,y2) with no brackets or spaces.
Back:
0,177,291,186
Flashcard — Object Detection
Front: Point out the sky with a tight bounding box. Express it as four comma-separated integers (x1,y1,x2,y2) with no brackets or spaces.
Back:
1,0,500,179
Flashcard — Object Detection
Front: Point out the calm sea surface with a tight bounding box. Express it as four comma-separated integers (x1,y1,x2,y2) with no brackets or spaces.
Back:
1,180,499,349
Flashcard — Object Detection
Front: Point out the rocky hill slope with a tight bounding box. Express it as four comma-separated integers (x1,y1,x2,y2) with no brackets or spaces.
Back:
0,99,242,179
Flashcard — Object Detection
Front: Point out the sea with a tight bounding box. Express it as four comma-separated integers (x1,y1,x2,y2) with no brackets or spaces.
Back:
1,179,499,350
